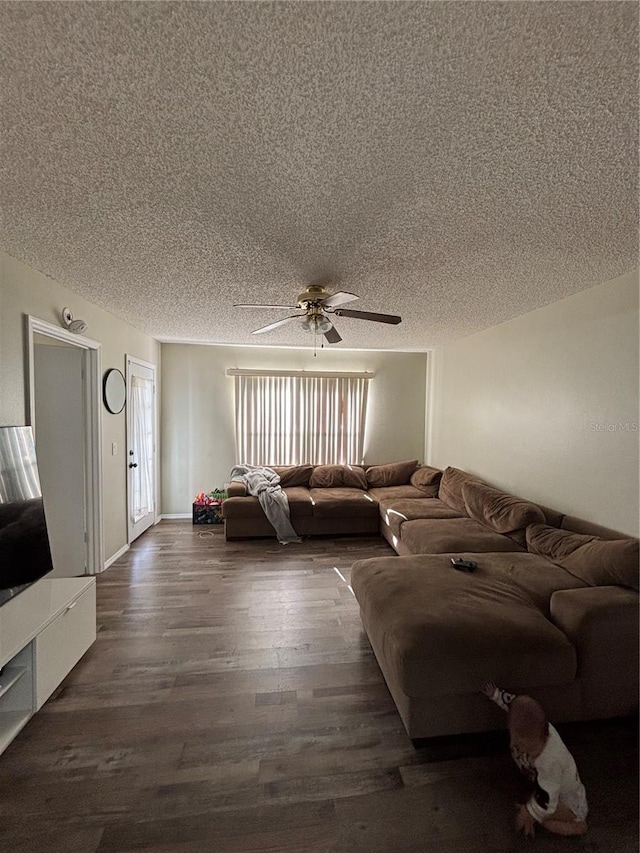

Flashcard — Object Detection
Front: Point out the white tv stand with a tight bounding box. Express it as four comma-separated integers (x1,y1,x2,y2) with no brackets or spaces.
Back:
0,576,96,755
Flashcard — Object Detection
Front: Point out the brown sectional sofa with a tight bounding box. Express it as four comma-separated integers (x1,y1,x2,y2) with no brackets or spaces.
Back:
222,461,639,741
351,465,639,739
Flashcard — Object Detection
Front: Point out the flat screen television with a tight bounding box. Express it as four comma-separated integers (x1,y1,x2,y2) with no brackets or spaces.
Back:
0,425,54,606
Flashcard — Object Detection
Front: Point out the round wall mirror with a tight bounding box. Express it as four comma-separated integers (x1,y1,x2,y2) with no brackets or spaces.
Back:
103,368,126,414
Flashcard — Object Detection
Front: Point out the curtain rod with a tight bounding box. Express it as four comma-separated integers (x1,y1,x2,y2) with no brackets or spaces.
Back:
226,369,375,379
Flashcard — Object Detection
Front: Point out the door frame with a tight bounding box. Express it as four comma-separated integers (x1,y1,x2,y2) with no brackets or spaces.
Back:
27,315,104,575
126,354,158,543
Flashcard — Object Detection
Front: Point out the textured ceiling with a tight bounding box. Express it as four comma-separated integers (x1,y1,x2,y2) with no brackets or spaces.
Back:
0,2,637,351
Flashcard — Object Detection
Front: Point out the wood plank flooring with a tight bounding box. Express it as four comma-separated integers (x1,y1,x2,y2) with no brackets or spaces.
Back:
0,520,637,852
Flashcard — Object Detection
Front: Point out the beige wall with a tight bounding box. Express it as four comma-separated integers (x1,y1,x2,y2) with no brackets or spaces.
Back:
0,252,160,561
428,269,639,536
161,343,428,514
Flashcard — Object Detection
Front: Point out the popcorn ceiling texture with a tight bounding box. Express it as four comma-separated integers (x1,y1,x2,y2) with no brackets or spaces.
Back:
0,2,637,351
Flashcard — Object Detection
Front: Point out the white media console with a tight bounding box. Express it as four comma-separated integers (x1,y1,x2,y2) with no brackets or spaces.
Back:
0,576,96,755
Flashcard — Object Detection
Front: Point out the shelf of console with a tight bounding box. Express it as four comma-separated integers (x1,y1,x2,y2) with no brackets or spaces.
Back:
0,576,96,756
0,665,28,700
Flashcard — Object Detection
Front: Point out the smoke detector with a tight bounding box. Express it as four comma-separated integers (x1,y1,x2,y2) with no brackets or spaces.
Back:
62,307,88,334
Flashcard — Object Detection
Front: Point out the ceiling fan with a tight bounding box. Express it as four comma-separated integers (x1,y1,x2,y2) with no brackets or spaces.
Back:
234,285,401,345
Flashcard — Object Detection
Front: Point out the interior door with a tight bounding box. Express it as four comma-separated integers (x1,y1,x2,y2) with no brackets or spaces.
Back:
33,340,88,576
126,356,157,542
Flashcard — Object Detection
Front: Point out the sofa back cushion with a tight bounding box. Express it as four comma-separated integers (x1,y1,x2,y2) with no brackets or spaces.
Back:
463,480,545,538
438,466,482,513
410,466,442,496
365,460,418,488
526,523,640,591
309,464,367,489
271,465,313,488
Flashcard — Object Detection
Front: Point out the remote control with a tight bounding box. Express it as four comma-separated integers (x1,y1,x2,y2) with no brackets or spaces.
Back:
451,557,477,571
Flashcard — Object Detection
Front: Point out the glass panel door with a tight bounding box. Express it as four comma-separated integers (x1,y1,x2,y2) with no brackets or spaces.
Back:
126,357,156,542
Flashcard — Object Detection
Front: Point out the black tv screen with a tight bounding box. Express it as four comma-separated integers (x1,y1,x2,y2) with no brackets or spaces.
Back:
0,425,54,604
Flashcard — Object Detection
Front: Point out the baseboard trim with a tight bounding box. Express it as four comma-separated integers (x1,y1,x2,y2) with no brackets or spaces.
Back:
104,543,130,569
160,513,192,520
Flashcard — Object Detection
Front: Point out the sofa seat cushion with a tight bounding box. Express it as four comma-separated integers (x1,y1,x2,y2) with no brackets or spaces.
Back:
222,496,259,520
223,487,314,519
309,487,378,519
367,485,428,502
351,554,578,699
400,517,525,555
379,498,466,537
449,551,587,613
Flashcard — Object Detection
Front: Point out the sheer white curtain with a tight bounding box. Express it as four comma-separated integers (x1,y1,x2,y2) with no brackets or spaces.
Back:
234,373,370,465
130,375,154,522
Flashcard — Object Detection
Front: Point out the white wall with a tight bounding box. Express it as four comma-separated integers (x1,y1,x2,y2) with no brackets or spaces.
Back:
161,344,428,514
0,252,160,561
428,270,639,536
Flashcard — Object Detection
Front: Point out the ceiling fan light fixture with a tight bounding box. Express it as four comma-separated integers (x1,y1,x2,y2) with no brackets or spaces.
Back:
240,284,400,343
301,314,332,334
316,315,333,333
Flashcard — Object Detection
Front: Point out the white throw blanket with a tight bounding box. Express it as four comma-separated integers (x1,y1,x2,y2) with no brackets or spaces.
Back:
229,464,301,544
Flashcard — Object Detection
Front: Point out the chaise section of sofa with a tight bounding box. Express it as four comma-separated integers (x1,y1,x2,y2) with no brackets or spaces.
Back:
351,551,587,737
350,465,640,739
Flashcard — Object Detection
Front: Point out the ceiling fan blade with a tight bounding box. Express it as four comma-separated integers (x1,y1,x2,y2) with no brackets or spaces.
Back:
251,315,302,334
235,303,298,310
323,324,342,344
334,309,402,325
320,290,359,308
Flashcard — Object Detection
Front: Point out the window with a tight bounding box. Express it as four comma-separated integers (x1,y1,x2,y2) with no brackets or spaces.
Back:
230,370,372,466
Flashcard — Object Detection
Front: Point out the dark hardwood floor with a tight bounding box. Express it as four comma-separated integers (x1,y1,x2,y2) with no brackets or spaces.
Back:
1,521,637,852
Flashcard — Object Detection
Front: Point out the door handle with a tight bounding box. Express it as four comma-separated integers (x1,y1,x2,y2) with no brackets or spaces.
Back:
129,462,138,468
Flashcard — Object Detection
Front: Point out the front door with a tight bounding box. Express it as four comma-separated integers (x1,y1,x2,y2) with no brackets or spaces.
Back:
126,356,157,542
